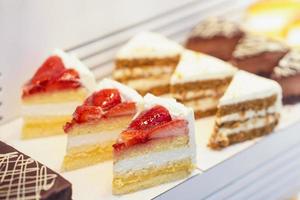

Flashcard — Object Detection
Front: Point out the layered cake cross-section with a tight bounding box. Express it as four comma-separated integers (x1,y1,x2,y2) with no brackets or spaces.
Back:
112,94,196,195
21,49,96,139
0,141,72,200
185,18,244,61
209,71,282,149
171,50,237,118
113,31,183,96
230,33,289,77
271,49,300,104
62,79,143,171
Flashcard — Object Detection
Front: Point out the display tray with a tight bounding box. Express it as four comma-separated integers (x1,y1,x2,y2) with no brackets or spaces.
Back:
1,103,300,200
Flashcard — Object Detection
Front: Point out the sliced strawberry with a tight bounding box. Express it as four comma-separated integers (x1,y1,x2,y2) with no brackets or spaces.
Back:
129,105,172,130
84,89,121,111
113,130,148,152
104,102,136,117
22,56,82,97
31,56,65,84
148,119,188,139
73,105,103,123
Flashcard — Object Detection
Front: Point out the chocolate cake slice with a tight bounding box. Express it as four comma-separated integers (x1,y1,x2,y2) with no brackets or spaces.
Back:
271,49,300,104
230,33,289,77
0,141,72,200
185,18,244,61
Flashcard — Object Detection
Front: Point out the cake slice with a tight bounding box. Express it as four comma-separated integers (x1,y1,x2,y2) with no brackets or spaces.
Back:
209,71,282,149
62,79,143,171
230,33,288,77
271,49,300,104
185,17,244,61
113,31,183,96
21,49,96,139
171,50,237,119
112,94,196,195
0,141,72,200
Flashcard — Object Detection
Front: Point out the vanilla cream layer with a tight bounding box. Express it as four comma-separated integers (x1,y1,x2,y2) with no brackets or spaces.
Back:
67,131,120,149
219,115,277,136
184,97,218,111
114,146,192,174
22,101,81,117
113,66,173,79
217,106,276,124
126,76,170,91
172,89,219,101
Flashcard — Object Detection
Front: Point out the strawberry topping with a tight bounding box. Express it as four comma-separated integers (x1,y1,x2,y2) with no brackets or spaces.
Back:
113,105,189,152
84,89,121,111
22,56,81,97
128,105,172,130
64,88,136,132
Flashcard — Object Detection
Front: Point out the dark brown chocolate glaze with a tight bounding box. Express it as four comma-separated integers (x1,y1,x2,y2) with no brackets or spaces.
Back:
186,33,243,61
230,51,288,77
185,18,244,61
0,141,72,200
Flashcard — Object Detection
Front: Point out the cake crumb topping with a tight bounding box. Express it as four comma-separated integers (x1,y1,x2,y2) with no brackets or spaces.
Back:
190,17,241,38
233,34,288,59
274,50,300,77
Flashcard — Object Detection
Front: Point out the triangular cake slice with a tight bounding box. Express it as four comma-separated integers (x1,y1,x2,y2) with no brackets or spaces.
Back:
112,94,196,195
21,49,96,139
62,79,143,171
209,70,282,149
113,31,183,96
171,50,237,118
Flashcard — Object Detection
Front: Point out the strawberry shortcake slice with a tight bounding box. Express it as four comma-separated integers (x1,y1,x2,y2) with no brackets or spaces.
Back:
62,79,142,171
112,94,196,195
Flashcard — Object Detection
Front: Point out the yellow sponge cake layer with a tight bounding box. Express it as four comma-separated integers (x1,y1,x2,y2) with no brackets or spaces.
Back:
22,88,88,104
113,158,193,195
67,116,133,136
63,141,114,171
22,116,71,139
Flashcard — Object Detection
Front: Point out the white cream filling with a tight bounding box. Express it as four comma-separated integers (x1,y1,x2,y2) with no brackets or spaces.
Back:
219,115,277,136
126,76,170,91
217,106,276,124
113,66,173,79
172,89,219,100
184,97,218,111
114,146,192,174
67,131,120,149
21,101,81,116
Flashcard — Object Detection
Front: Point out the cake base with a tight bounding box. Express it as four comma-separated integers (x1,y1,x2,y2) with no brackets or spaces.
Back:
209,120,278,150
62,141,114,171
113,158,193,195
22,116,71,139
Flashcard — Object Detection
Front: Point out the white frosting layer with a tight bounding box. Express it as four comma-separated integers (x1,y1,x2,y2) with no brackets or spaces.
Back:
172,89,218,100
53,49,96,93
114,146,192,174
142,94,196,164
219,114,277,136
116,32,183,59
113,66,173,79
125,76,170,91
97,78,143,103
171,50,237,84
21,101,81,116
67,131,120,149
219,71,282,112
185,97,218,111
217,106,276,124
